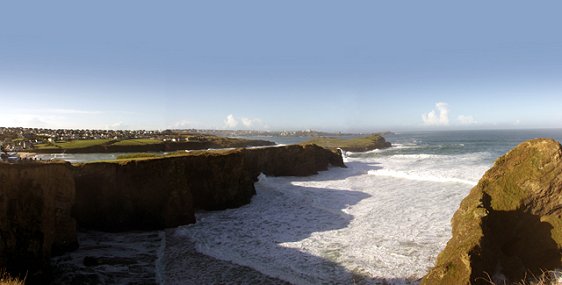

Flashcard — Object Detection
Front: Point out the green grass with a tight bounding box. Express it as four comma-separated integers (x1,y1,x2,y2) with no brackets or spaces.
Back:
111,139,162,146
33,143,59,150
116,153,162,160
52,139,114,149
79,148,242,165
34,138,161,150
302,134,389,151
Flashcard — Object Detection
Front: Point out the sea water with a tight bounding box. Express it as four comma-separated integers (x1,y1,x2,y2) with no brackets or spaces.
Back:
173,129,562,284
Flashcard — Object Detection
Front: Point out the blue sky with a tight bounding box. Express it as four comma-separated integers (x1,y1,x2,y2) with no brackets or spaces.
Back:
1,1,561,131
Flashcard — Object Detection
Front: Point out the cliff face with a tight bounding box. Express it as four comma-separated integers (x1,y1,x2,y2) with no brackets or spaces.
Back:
244,144,346,176
0,162,77,280
422,139,562,285
73,158,197,232
0,144,343,279
73,145,344,231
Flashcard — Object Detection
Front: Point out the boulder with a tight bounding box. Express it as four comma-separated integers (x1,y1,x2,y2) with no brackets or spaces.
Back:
422,139,562,285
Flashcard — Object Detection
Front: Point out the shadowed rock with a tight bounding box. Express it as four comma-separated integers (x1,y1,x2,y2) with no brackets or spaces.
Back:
1,144,343,282
422,138,562,285
0,162,77,282
73,144,344,231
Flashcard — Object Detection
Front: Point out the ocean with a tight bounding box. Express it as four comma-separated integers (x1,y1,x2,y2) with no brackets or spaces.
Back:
170,129,562,284
50,129,562,284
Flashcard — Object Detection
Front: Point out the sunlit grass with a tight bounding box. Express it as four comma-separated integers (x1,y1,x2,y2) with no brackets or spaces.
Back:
0,271,24,285
111,139,162,146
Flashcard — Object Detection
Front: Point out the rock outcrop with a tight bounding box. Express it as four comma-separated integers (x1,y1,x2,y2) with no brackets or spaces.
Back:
73,144,344,231
422,139,562,285
302,134,391,152
0,162,77,282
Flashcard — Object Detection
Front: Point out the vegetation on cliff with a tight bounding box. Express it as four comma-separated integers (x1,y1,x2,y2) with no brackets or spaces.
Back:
31,134,274,153
0,271,23,285
301,134,391,152
422,139,562,285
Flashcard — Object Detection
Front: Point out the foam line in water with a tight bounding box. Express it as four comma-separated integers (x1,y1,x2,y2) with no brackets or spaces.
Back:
367,169,477,186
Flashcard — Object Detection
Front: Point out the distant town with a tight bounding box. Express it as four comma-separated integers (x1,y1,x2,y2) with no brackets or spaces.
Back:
0,127,356,151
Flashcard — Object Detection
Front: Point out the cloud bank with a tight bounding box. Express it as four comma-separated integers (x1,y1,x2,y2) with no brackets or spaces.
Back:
422,102,449,126
224,114,266,129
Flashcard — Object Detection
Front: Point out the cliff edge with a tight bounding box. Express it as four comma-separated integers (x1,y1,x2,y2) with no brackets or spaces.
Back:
0,144,343,281
302,134,391,152
73,144,345,231
422,139,562,285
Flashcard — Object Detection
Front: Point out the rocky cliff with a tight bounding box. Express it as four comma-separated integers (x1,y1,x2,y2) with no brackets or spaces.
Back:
0,144,343,281
422,139,562,285
0,162,77,282
73,144,344,231
302,134,391,152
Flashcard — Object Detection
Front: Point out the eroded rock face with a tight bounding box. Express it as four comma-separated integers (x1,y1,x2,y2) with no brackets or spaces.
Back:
73,145,344,231
0,144,343,280
73,158,197,232
422,139,562,285
0,162,77,281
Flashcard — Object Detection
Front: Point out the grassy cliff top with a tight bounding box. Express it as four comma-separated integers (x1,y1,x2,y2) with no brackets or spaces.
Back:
34,139,114,150
73,148,243,165
301,134,391,152
30,134,273,153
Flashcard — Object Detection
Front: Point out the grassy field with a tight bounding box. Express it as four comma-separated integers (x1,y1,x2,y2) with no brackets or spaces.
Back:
29,135,272,153
33,138,162,150
115,153,162,160
302,134,390,151
34,139,113,150
111,139,162,146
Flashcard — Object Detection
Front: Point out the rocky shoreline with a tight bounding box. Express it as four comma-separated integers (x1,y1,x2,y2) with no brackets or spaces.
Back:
2,139,562,284
0,144,344,283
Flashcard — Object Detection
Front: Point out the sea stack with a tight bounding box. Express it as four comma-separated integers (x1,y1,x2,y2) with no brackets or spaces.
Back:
422,139,562,284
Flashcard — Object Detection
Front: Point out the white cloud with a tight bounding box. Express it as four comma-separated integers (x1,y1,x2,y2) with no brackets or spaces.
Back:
457,115,477,125
422,102,449,126
224,114,239,128
224,114,267,129
241,117,263,128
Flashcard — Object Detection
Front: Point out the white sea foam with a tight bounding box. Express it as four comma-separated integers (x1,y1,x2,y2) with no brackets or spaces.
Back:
172,151,492,284
367,169,476,186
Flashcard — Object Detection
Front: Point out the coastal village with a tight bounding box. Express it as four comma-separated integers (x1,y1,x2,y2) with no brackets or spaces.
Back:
0,127,351,152
0,127,169,151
